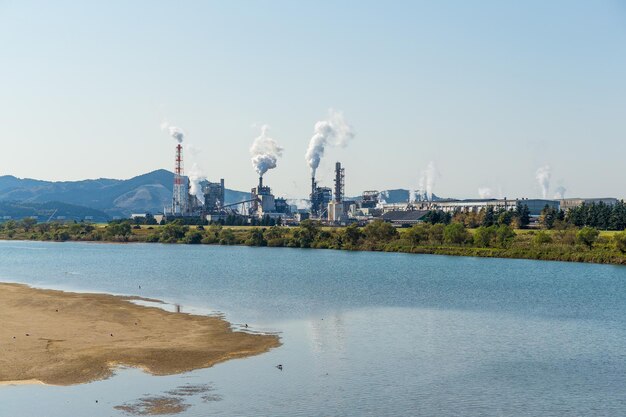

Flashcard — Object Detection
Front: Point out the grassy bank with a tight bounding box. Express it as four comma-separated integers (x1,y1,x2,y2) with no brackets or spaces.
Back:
1,220,626,265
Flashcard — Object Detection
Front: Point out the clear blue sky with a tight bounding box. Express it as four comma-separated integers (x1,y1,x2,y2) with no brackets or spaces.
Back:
1,0,625,199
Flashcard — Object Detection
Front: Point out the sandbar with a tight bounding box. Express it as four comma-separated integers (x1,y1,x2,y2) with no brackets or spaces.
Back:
0,283,280,385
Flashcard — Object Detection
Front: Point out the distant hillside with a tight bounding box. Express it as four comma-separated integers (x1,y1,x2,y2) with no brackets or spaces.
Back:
0,201,110,222
0,170,251,217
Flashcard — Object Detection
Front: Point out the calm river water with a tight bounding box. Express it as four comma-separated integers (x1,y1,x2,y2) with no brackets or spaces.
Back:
1,240,626,416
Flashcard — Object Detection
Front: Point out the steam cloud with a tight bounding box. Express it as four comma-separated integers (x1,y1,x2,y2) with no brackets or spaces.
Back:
553,185,566,199
161,122,185,143
286,198,312,210
478,187,493,199
415,161,438,201
188,163,206,202
305,109,354,177
536,166,551,198
250,125,284,177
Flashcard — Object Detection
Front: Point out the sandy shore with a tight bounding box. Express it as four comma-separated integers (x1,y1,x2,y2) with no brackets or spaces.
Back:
0,283,280,385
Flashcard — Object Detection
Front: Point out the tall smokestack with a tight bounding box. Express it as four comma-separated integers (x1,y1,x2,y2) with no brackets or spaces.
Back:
334,162,344,203
172,143,186,215
259,176,263,190
311,176,316,196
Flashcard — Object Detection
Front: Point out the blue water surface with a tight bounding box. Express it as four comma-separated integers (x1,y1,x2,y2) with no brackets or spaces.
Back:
1,241,625,416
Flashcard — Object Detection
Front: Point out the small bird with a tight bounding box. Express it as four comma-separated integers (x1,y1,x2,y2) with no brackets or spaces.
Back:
110,334,113,337
138,285,141,289
244,324,248,328
276,364,283,371
25,334,30,337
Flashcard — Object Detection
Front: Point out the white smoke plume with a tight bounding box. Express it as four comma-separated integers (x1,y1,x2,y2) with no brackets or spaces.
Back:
553,185,566,199
535,166,551,198
478,187,493,199
161,122,185,143
305,109,354,177
286,198,312,210
379,190,389,205
250,125,283,177
188,163,206,202
416,161,438,201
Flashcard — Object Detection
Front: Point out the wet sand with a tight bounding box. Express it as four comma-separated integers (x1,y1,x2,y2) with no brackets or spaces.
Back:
0,283,280,385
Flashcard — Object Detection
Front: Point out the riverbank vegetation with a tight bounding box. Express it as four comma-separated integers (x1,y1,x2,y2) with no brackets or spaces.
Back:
1,217,626,265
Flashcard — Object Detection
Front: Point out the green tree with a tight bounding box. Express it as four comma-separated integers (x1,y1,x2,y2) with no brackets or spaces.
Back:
514,203,530,229
497,211,513,226
159,221,188,243
428,223,445,244
576,226,599,248
495,225,516,248
183,230,203,244
20,217,37,232
363,220,398,243
533,230,553,245
219,228,237,245
246,228,267,246
265,226,285,240
613,231,626,253
481,207,495,227
343,223,363,247
297,220,321,248
443,223,470,245
105,222,132,239
473,226,497,247
539,205,558,229
406,223,430,245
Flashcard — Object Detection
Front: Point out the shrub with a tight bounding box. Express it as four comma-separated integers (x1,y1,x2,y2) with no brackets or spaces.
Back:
145,234,160,243
533,230,553,245
267,238,286,247
342,223,363,247
219,229,237,245
363,220,398,243
406,224,430,245
201,235,218,244
183,230,203,244
614,232,626,253
473,226,497,247
428,224,445,244
577,227,599,248
495,225,516,248
246,228,267,246
443,223,470,245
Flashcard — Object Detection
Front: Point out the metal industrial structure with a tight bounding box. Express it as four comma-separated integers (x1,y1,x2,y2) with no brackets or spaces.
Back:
138,134,622,226
248,176,291,220
203,179,225,213
171,143,190,216
310,177,332,218
327,162,350,223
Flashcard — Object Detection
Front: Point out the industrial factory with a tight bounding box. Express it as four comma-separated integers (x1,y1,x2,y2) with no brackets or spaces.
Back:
154,115,620,228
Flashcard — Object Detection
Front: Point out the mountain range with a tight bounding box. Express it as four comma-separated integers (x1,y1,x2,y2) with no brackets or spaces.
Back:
0,170,250,220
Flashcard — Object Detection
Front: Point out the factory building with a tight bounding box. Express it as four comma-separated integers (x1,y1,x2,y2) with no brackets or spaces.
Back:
558,198,619,210
203,179,225,214
427,198,559,216
248,176,292,220
310,180,332,218
327,162,350,224
381,210,429,227
251,176,275,215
